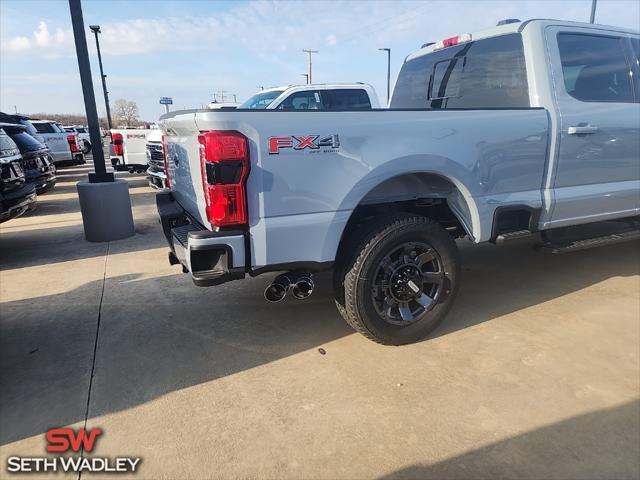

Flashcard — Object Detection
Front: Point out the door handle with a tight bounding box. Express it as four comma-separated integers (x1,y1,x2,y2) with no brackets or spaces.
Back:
567,125,598,135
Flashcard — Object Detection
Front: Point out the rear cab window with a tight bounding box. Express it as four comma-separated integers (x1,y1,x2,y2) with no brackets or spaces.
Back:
321,89,372,109
557,33,635,103
390,33,530,109
32,122,57,134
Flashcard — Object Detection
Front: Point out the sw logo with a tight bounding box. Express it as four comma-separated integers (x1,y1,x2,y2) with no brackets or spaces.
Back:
268,134,340,154
46,427,103,452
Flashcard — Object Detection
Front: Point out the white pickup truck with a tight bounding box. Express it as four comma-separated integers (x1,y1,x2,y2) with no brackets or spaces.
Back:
63,126,92,153
238,83,380,110
110,128,158,173
157,19,640,345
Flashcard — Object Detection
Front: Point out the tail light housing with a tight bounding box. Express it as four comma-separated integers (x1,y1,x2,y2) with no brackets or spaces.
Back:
198,130,249,227
67,134,79,153
111,133,124,156
161,134,171,188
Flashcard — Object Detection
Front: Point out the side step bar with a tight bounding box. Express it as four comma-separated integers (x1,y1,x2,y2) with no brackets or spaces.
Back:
495,230,532,244
537,229,640,254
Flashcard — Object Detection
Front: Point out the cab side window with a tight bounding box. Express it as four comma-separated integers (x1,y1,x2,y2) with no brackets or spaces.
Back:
557,33,633,103
322,89,372,109
278,91,323,110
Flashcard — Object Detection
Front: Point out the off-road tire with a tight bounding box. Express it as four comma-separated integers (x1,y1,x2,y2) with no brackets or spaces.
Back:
335,214,460,345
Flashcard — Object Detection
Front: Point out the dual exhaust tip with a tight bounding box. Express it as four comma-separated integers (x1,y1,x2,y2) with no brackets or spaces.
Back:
264,273,314,302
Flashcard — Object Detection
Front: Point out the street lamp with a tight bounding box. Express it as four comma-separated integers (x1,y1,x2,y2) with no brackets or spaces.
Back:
590,0,597,23
300,73,309,84
378,48,391,105
89,24,112,130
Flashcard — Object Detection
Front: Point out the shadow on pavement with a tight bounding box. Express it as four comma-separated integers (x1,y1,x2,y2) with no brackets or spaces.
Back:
1,239,638,446
378,399,640,479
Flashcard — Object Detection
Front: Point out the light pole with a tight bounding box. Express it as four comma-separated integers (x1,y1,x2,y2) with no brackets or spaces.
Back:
69,0,134,242
89,24,112,130
300,73,309,84
590,0,597,23
378,48,391,105
302,49,318,84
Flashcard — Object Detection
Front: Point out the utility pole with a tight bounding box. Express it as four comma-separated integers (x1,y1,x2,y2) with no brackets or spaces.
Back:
233,94,237,103
300,73,309,84
257,86,264,90
590,0,597,23
302,49,318,84
378,48,391,105
216,90,227,102
13,105,17,114
89,25,112,130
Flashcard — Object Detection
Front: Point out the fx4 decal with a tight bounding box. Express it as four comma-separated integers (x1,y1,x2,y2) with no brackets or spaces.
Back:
268,135,340,155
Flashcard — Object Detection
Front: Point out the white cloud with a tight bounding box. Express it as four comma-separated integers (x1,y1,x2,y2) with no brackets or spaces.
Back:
2,1,639,59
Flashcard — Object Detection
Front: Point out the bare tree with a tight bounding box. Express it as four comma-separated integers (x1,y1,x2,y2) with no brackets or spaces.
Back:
112,98,140,127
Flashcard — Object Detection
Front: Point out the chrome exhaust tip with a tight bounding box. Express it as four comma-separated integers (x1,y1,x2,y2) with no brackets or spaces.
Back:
264,275,291,302
291,277,314,299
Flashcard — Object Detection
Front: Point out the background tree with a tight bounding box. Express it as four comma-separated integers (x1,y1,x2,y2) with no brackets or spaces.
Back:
112,98,140,127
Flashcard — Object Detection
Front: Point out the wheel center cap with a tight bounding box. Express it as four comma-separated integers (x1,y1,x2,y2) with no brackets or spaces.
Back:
389,265,423,302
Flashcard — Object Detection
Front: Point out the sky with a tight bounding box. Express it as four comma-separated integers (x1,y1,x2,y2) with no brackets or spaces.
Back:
1,0,639,121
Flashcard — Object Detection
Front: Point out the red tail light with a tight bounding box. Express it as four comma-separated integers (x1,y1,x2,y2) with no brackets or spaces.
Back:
198,131,249,227
67,134,79,153
161,134,171,188
112,133,124,156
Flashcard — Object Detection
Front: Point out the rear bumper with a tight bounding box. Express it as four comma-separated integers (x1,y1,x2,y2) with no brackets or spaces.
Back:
1,183,37,223
147,169,166,189
156,190,246,286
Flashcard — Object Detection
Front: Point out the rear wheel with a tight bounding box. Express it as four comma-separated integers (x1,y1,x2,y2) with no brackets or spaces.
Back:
336,214,459,345
82,141,91,154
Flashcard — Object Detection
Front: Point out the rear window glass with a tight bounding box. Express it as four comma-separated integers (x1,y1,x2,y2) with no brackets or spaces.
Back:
0,132,18,152
557,33,633,103
321,89,372,109
391,33,529,109
5,130,43,151
32,122,57,133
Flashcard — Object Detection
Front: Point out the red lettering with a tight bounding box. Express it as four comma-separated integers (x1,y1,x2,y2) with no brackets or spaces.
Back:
46,428,103,452
268,136,293,154
293,135,319,150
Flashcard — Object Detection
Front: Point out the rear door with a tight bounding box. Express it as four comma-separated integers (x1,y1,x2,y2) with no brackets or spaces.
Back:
32,122,72,162
546,27,640,225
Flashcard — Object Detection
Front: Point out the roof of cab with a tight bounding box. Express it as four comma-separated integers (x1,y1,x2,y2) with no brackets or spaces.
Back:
406,18,639,62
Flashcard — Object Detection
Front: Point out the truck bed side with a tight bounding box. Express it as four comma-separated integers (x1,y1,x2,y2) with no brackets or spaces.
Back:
161,108,550,268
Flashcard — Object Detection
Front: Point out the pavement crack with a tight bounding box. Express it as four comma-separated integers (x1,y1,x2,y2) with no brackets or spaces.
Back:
78,241,110,480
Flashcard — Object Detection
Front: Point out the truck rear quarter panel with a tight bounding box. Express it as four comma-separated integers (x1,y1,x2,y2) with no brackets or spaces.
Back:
162,109,549,268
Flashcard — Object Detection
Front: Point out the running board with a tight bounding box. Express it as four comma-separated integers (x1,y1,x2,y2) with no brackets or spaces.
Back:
537,229,640,254
495,230,532,244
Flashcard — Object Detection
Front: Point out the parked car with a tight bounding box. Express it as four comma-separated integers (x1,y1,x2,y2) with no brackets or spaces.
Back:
0,127,37,223
156,19,640,345
63,125,91,153
110,128,157,173
145,129,166,189
0,113,84,166
30,120,85,166
238,84,380,110
1,123,56,193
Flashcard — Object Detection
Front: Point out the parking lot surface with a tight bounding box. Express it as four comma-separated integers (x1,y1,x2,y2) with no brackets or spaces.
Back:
1,159,639,479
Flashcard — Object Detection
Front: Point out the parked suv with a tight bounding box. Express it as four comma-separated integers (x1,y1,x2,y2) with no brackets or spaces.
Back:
1,123,56,193
0,127,36,222
0,114,84,167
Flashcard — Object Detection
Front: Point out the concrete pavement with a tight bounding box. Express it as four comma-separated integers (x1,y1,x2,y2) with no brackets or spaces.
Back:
1,160,639,479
